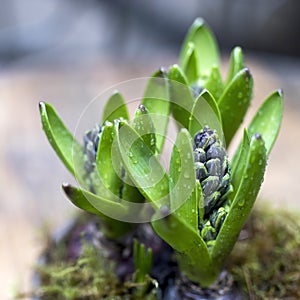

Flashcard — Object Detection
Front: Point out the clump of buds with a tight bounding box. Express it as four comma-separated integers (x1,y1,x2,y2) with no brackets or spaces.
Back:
194,126,231,217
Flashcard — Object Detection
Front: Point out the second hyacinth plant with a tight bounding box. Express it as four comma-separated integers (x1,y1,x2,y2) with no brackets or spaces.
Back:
38,18,284,298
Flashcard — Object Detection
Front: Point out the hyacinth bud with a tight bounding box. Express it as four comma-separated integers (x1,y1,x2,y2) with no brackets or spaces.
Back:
200,221,217,242
83,121,127,194
193,126,231,218
200,206,229,243
83,123,103,176
210,206,228,233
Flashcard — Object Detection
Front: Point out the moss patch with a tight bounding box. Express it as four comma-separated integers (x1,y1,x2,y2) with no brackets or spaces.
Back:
18,207,300,299
31,244,157,300
16,214,158,300
229,206,300,299
35,244,119,299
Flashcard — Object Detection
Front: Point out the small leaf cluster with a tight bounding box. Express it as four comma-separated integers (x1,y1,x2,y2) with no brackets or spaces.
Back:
39,18,283,288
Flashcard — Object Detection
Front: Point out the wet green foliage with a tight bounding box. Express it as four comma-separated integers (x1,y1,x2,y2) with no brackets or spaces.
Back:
39,17,284,291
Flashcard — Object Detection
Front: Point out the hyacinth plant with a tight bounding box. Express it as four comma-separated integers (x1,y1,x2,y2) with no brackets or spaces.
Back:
39,18,283,292
39,68,170,240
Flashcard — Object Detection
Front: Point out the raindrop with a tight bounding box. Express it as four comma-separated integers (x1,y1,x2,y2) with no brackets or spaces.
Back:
183,172,190,179
238,199,245,206
170,222,177,229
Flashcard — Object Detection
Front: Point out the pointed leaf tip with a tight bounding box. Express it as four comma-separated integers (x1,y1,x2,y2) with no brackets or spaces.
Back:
226,46,245,85
158,67,167,76
168,64,194,129
247,89,283,156
39,101,83,177
138,104,146,113
194,17,204,26
254,133,262,140
62,182,71,194
180,18,220,76
133,104,156,154
218,67,253,145
277,89,284,97
142,69,170,153
102,91,129,123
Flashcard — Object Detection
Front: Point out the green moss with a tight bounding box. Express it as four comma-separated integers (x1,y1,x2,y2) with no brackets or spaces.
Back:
18,207,300,299
229,206,300,299
35,245,119,299
31,243,158,299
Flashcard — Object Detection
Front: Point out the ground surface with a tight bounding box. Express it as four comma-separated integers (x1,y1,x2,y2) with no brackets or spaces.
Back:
0,53,299,299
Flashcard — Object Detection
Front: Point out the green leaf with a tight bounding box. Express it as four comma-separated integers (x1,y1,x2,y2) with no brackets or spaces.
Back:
62,183,102,216
211,134,267,269
62,183,131,238
197,180,205,224
116,122,169,209
94,122,122,199
90,118,144,205
102,91,129,123
230,129,250,199
248,90,283,156
96,120,144,205
218,68,253,146
168,64,194,129
133,240,153,283
39,102,83,177
232,90,283,164
181,42,198,84
169,129,198,231
226,46,244,85
62,183,128,216
203,66,224,101
152,212,216,286
133,105,156,154
188,90,223,142
142,69,170,154
180,18,220,77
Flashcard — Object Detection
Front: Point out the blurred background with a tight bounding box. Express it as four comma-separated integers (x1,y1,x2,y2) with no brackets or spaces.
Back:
1,0,300,298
